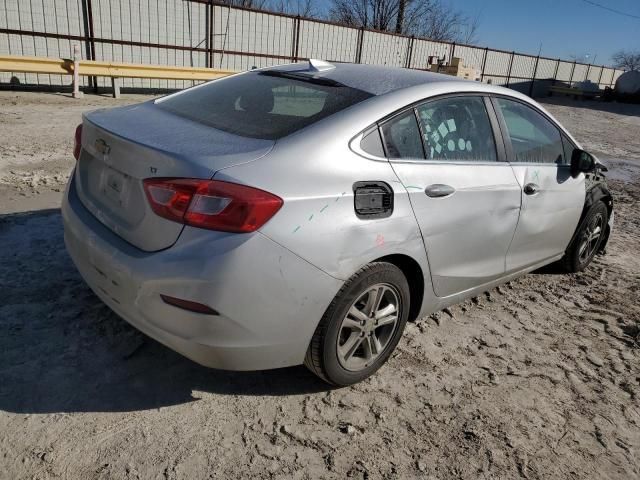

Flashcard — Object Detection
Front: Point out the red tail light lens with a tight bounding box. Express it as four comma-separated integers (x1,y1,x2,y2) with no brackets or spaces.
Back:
73,124,83,161
143,178,283,233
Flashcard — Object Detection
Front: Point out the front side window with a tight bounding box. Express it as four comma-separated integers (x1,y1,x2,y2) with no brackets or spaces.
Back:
416,96,497,162
496,98,564,164
156,71,373,140
380,110,424,160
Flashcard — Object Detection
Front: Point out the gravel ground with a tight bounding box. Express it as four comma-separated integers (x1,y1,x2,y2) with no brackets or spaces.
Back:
0,92,639,480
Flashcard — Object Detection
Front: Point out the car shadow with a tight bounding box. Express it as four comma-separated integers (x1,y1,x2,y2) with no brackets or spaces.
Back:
0,209,332,415
530,262,566,275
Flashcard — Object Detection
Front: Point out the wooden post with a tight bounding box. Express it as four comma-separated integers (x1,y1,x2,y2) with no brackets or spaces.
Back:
111,77,121,99
72,44,83,99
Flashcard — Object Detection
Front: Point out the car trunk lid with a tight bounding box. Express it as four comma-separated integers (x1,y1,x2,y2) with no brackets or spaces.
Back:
75,101,274,252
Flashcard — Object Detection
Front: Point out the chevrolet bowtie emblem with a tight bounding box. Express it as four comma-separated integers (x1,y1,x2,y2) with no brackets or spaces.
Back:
95,138,111,155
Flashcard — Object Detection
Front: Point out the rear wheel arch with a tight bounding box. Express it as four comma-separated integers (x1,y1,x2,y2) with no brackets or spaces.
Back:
373,254,425,322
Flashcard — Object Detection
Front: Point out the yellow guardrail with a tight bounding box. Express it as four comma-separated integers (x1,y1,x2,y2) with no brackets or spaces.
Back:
0,54,235,80
0,54,236,97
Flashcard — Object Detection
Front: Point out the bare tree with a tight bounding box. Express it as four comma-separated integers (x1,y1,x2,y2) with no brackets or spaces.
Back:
459,11,480,45
330,0,400,32
612,50,640,71
219,0,270,9
218,0,317,16
270,0,317,16
330,0,480,43
395,0,406,33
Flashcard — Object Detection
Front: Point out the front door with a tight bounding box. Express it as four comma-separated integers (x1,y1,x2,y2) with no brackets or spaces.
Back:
380,95,522,298
491,97,585,271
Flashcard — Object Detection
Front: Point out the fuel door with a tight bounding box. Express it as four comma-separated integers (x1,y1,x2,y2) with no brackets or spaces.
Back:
353,181,394,219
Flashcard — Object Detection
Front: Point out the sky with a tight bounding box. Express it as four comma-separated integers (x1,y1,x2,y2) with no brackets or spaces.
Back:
315,0,640,66
444,0,640,65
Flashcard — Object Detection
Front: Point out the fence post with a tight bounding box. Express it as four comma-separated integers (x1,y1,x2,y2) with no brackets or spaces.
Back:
597,66,604,88
568,61,576,87
450,42,456,62
506,51,515,87
80,0,97,92
290,16,299,62
528,55,540,97
294,16,301,62
205,1,211,68
405,36,414,69
480,47,488,82
355,27,364,63
552,59,560,86
585,63,591,83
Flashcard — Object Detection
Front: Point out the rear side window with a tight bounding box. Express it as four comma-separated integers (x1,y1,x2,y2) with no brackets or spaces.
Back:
380,111,424,160
360,127,385,157
416,96,497,162
156,71,373,140
496,98,564,164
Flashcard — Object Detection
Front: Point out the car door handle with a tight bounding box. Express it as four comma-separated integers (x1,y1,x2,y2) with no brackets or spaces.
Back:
424,184,455,198
524,183,540,195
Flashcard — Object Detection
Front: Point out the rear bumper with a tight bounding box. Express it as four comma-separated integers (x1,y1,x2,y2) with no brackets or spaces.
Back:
62,173,343,370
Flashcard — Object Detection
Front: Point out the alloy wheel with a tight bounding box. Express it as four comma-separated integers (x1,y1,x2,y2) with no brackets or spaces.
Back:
336,283,401,371
578,213,604,264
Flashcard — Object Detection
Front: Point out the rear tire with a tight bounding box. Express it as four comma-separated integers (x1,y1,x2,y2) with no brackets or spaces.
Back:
562,201,608,273
304,262,410,386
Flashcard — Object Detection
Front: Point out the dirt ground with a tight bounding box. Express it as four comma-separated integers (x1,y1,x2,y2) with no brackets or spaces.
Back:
0,91,639,480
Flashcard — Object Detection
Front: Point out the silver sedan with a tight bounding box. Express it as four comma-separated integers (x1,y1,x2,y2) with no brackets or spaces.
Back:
62,60,613,385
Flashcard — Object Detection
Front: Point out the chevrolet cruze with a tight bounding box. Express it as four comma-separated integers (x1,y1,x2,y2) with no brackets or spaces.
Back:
62,60,613,385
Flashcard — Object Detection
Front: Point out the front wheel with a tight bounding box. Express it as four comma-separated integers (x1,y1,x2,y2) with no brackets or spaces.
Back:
562,201,608,273
304,262,410,386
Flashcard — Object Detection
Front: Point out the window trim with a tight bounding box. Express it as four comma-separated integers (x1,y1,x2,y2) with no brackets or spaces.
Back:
367,92,507,165
561,133,577,166
489,95,571,167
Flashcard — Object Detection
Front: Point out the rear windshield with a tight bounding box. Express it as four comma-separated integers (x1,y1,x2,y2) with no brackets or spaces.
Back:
156,71,373,140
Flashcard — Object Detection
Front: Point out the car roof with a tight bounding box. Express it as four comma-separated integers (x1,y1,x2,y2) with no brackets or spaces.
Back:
259,61,582,150
262,61,466,96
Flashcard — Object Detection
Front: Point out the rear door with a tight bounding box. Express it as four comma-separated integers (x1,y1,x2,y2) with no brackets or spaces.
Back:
382,95,522,298
491,96,585,271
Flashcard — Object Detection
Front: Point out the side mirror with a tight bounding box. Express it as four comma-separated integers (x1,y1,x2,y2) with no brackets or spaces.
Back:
571,149,595,177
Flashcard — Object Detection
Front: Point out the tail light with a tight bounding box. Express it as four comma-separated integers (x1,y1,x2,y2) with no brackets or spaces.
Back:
73,124,83,161
143,178,283,233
